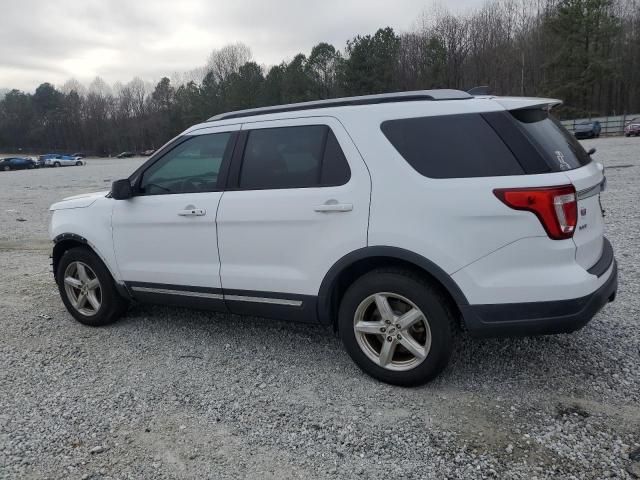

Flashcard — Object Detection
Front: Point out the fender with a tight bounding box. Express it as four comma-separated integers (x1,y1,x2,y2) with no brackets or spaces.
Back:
51,233,132,300
316,246,469,325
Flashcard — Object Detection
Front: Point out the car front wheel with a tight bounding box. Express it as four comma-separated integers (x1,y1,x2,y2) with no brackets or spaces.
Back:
56,247,129,326
53,162,61,167
338,268,455,386
3,166,10,171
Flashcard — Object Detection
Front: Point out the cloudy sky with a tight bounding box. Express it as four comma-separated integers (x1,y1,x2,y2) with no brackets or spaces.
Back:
1,0,484,92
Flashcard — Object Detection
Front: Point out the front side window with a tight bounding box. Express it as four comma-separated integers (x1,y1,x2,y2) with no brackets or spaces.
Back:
140,132,232,195
238,125,350,190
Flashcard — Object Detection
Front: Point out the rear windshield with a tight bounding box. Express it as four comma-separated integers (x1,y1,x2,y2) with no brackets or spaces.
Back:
509,109,591,171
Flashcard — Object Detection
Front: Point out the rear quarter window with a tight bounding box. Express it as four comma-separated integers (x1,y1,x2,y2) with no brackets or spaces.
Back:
380,113,524,179
509,109,591,171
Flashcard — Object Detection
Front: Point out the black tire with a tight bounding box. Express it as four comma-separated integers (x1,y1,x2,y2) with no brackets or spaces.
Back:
56,247,129,327
338,268,455,386
54,162,61,167
76,161,83,166
3,165,10,171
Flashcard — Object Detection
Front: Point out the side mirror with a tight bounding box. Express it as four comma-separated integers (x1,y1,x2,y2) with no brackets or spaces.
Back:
587,148,596,156
111,179,133,200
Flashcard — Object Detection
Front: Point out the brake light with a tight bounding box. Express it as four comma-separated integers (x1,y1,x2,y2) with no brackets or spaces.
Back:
493,185,577,240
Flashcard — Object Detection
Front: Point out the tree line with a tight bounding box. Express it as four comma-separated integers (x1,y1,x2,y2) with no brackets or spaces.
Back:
0,0,638,155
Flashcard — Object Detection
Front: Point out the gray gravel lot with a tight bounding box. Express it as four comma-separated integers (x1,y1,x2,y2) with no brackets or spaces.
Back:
1,138,639,479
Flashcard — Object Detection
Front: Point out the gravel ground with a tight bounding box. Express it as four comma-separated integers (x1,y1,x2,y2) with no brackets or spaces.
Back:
0,138,639,479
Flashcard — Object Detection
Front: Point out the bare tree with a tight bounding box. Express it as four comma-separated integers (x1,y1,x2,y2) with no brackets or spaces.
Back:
206,42,253,83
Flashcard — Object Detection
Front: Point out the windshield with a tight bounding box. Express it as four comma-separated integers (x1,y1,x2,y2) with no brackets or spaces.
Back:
510,109,591,171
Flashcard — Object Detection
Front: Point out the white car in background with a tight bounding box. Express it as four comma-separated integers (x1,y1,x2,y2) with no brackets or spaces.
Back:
44,155,85,167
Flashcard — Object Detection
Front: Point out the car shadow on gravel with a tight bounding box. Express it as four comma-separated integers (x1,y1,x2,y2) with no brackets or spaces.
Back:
117,303,618,395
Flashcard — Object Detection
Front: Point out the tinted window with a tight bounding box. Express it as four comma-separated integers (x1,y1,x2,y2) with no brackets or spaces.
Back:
510,109,590,171
381,114,524,179
239,125,350,189
321,130,351,185
140,132,231,195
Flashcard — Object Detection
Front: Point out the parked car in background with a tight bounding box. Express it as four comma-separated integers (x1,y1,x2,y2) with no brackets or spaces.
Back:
574,120,601,139
624,118,640,137
39,153,61,162
71,152,86,159
116,151,135,158
44,155,84,167
1,157,37,171
141,149,155,156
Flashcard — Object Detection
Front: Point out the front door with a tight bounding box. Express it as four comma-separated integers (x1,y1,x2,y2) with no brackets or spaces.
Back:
112,125,239,308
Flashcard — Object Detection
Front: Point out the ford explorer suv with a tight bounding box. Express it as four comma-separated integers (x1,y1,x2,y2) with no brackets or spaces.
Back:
49,90,617,386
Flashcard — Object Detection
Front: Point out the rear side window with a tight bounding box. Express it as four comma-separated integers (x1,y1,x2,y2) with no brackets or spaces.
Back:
239,125,351,189
381,114,524,179
509,109,591,171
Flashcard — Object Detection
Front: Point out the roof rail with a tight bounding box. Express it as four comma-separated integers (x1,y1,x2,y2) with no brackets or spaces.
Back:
207,89,472,121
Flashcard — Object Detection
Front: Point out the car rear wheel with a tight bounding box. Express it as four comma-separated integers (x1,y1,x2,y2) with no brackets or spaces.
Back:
56,247,129,327
76,161,83,166
338,268,455,386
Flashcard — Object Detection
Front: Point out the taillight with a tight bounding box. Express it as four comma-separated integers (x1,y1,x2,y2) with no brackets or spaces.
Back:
493,185,577,240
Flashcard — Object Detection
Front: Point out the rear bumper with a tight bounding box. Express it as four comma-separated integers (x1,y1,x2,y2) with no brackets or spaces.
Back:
460,258,618,338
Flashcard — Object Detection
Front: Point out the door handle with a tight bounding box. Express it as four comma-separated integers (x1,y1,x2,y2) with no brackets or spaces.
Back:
314,200,353,213
178,207,206,217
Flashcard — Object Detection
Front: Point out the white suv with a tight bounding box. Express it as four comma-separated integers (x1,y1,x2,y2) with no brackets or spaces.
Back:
49,90,617,386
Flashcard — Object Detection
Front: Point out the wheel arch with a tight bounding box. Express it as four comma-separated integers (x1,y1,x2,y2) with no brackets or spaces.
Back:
317,246,469,329
52,233,131,300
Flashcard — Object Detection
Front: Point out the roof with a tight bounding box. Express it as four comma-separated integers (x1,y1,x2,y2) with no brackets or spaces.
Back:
206,89,472,122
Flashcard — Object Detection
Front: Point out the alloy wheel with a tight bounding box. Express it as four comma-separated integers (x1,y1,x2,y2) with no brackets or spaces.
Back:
353,292,432,371
63,261,102,316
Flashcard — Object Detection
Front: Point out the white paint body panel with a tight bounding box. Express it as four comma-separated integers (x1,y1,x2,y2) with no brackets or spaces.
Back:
111,191,224,287
50,191,109,211
452,237,613,305
49,197,121,282
563,161,606,269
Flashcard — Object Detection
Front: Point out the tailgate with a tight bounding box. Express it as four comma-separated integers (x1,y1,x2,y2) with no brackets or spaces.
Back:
562,161,606,270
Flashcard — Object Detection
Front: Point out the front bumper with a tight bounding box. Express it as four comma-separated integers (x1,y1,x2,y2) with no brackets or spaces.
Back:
460,257,618,338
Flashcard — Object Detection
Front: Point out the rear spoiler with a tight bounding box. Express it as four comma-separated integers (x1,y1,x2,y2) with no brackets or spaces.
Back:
466,86,562,111
493,96,563,111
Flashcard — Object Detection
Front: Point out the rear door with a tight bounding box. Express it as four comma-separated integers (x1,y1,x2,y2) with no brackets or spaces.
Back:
508,109,605,270
216,116,371,321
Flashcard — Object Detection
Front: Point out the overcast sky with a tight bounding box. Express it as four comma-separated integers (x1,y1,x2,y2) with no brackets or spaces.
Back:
1,0,484,92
